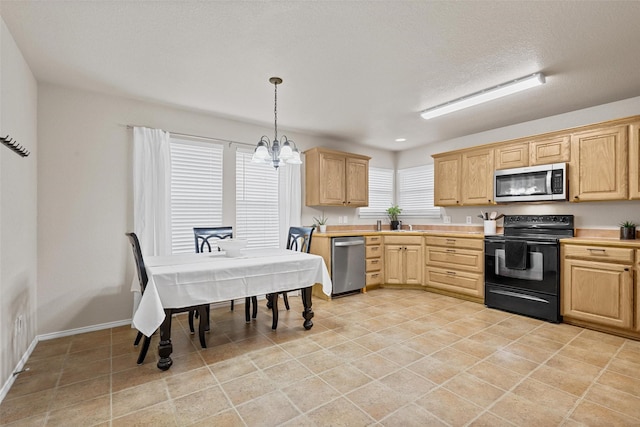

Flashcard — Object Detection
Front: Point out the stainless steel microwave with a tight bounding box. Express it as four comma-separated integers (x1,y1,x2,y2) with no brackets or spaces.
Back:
494,163,568,203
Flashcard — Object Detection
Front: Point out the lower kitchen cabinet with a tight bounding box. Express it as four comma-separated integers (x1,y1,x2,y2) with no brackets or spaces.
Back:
384,235,422,285
365,235,383,288
424,236,484,301
561,242,636,335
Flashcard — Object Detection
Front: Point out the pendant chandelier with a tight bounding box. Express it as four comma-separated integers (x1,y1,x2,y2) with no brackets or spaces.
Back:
251,77,302,169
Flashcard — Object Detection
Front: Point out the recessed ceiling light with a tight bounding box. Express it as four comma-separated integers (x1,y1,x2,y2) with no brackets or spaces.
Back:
420,72,546,120
395,138,406,142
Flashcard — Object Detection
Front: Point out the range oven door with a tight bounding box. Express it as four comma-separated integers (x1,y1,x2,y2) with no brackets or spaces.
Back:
484,237,561,322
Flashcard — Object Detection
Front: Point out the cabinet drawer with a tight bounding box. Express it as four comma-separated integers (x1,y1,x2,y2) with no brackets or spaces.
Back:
425,247,483,272
424,266,484,298
384,235,423,245
365,244,382,258
563,245,634,263
366,271,382,285
425,236,484,250
365,235,382,245
366,258,382,272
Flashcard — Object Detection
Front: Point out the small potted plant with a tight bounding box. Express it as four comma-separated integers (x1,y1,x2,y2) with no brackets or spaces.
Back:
387,205,402,230
313,213,329,233
619,220,636,240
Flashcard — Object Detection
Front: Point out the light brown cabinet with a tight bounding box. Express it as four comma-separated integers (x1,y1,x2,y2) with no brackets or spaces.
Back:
384,235,422,285
529,135,571,166
365,235,383,288
433,148,494,206
629,122,640,200
569,125,629,202
424,236,484,301
433,154,461,206
562,243,635,332
495,142,529,170
304,147,370,207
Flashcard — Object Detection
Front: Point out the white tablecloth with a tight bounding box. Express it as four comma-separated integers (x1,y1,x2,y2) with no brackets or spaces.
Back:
132,248,332,336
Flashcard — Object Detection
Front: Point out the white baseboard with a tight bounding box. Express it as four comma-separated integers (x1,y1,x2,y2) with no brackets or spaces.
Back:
0,336,38,404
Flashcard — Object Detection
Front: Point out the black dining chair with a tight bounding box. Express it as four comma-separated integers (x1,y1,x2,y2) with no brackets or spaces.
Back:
267,226,315,329
126,232,208,364
191,227,258,323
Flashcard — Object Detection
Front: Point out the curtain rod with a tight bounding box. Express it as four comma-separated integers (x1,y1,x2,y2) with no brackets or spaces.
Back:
123,124,255,148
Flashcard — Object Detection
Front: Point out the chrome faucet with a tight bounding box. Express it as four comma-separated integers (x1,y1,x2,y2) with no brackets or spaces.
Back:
408,224,413,231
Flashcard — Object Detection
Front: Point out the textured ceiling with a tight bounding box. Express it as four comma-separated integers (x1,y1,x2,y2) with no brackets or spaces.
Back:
2,1,640,151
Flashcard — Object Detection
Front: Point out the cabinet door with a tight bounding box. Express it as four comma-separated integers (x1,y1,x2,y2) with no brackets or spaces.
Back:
495,142,529,170
630,122,640,200
425,246,483,273
433,154,461,206
562,258,633,329
569,125,628,202
404,245,423,285
529,135,571,165
384,245,403,284
636,250,640,331
461,148,494,205
319,152,346,205
424,266,484,298
345,157,368,207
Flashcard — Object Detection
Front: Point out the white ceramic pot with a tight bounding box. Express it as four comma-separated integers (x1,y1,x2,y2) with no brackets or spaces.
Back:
319,225,327,233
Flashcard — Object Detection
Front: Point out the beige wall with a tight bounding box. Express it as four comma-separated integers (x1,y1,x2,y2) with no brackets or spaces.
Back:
36,84,394,336
396,96,640,228
0,19,38,395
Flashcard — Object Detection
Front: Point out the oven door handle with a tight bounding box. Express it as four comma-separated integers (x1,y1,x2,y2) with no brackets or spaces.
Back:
487,239,559,246
546,170,552,194
489,289,549,303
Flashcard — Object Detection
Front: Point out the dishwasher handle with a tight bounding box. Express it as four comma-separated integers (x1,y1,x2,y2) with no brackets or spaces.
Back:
333,240,365,247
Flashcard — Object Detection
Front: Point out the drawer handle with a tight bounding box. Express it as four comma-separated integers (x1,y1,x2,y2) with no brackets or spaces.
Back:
371,260,379,264
446,271,456,275
587,248,606,253
446,239,456,243
446,249,456,253
372,273,379,278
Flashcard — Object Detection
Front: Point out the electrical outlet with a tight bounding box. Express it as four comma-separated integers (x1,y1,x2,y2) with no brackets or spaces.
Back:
443,215,451,224
466,216,472,224
338,216,343,224
343,215,348,224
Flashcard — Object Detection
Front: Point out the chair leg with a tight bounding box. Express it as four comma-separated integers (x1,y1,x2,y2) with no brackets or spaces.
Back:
271,293,279,330
251,296,258,319
230,300,234,311
197,306,207,349
137,335,152,365
188,310,195,334
134,331,143,346
283,292,290,310
244,297,251,323
266,293,273,309
205,305,210,331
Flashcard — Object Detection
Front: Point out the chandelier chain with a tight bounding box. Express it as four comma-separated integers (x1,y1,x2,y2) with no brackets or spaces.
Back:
273,82,278,142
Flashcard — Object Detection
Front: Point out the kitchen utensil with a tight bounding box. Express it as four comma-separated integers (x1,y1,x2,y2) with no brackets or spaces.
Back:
490,211,497,220
480,211,487,220
495,214,505,220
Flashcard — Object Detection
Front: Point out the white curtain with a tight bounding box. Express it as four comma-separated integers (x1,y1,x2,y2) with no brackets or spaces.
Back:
278,164,302,248
133,126,172,257
131,126,171,319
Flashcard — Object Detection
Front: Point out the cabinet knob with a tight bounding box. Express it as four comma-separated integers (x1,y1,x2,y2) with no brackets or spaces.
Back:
574,196,579,199
624,268,630,271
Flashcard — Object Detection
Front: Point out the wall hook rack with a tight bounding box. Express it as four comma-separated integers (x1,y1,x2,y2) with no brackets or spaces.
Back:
1,135,30,157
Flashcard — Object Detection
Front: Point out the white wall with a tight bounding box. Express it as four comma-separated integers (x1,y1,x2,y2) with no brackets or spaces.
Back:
396,97,640,228
37,83,395,335
0,19,38,395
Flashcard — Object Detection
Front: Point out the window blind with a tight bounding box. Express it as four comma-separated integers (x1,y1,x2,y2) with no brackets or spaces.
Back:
170,138,224,253
359,167,394,218
397,164,441,218
235,149,280,248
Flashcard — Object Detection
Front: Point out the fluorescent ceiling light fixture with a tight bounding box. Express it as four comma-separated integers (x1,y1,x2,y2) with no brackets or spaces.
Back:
420,73,546,120
395,138,406,142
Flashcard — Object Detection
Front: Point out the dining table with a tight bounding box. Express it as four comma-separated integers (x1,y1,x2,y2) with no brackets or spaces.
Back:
132,247,332,370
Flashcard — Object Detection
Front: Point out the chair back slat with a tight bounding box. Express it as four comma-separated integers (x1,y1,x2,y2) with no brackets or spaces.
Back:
286,226,314,253
193,227,233,253
125,232,148,293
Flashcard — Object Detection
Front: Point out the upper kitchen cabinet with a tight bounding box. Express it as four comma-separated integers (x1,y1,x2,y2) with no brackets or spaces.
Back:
495,142,529,170
304,147,370,207
461,147,494,205
569,125,628,202
494,135,571,170
433,153,461,206
433,147,494,206
529,134,571,166
630,122,640,199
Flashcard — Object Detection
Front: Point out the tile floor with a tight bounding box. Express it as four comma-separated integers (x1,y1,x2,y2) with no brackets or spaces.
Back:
2,288,640,426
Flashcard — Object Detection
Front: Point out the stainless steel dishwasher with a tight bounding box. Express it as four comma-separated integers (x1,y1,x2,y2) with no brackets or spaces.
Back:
331,236,366,296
